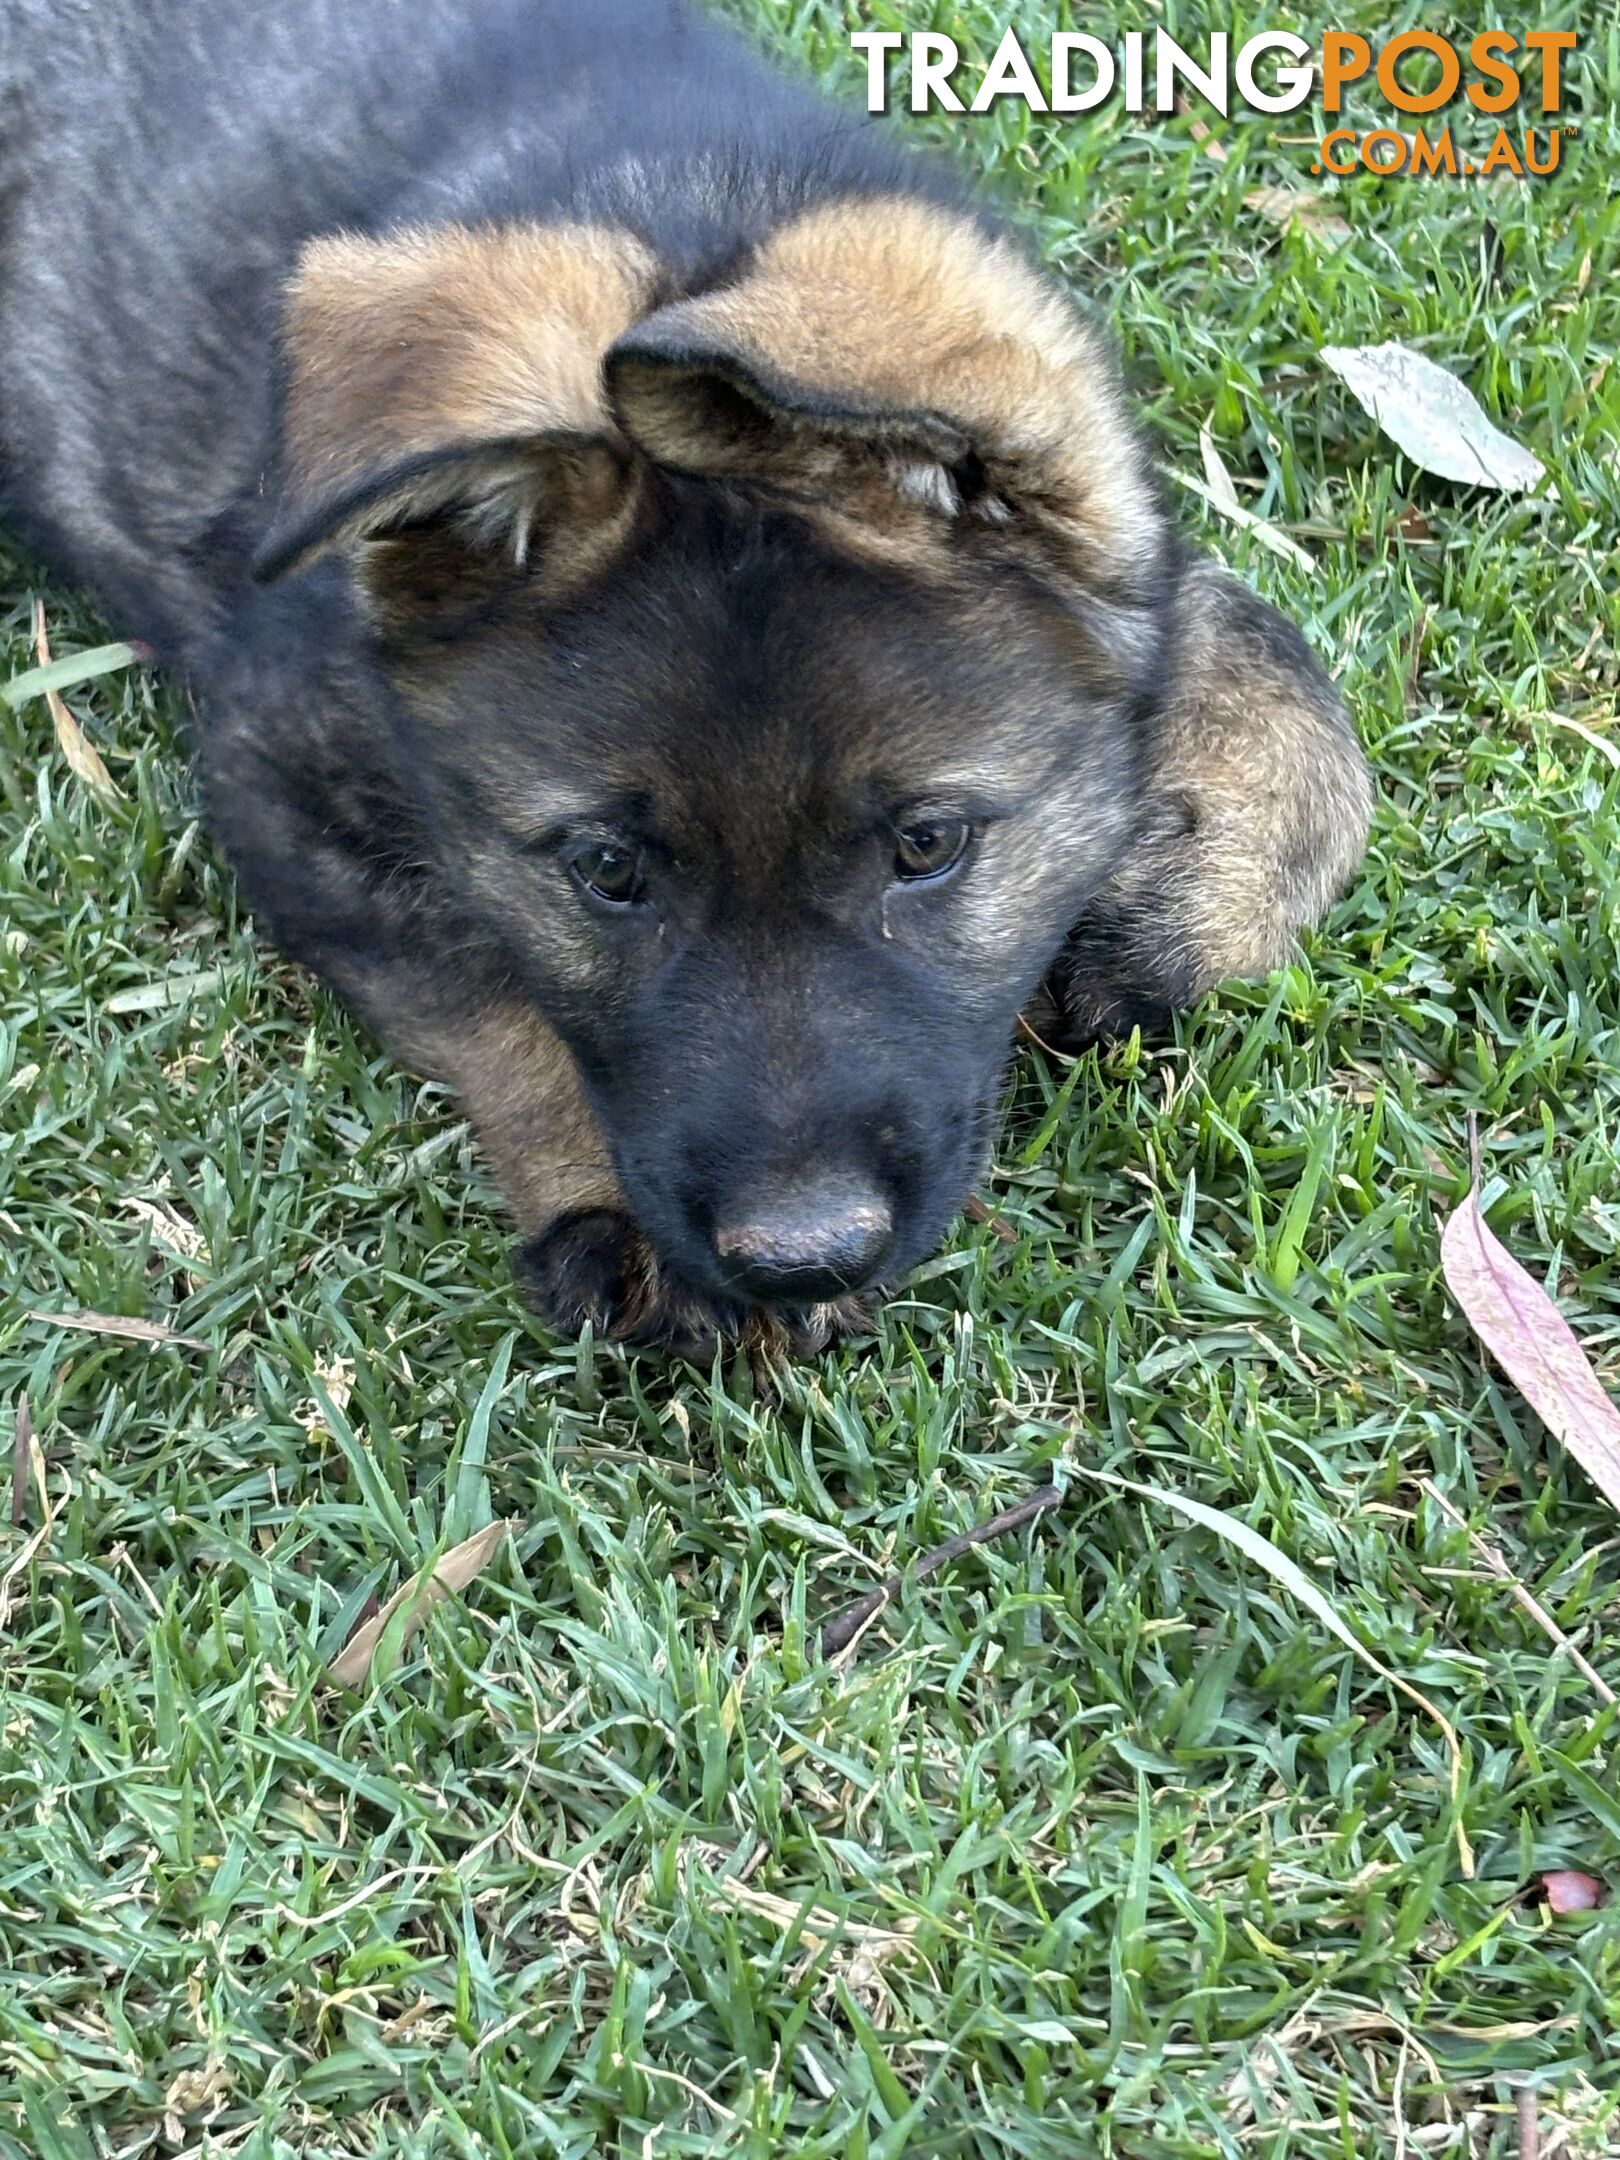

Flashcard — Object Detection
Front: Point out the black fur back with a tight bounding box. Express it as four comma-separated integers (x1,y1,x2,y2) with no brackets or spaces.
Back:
0,0,967,650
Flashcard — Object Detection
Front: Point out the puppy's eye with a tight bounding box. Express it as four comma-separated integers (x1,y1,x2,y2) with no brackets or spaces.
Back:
570,841,646,907
893,816,971,884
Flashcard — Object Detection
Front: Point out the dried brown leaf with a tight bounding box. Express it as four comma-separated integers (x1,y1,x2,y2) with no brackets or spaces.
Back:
330,1518,514,1688
1441,1177,1620,1515
9,1397,32,1529
33,601,121,803
1244,185,1350,242
962,1193,1017,1245
37,1309,209,1350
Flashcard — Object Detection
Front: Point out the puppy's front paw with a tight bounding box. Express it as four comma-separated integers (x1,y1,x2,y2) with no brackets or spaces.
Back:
762,1291,881,1358
516,1208,742,1359
515,1210,880,1360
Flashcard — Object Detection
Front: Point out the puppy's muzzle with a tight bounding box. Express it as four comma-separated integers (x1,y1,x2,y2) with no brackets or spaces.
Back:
712,1174,893,1302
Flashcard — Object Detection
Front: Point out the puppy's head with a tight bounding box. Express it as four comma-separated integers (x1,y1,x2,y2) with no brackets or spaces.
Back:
258,204,1175,1304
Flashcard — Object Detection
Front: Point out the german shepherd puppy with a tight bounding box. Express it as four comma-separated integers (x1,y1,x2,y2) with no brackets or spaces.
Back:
0,0,1371,1353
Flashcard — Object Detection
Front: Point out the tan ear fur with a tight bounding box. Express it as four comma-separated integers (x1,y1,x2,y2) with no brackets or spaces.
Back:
606,197,1165,594
258,221,658,581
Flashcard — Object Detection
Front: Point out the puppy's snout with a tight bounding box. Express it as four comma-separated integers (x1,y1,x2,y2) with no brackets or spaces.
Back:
712,1176,893,1302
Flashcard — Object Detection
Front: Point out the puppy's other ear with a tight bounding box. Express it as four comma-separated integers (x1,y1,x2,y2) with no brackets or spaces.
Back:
255,223,658,620
605,197,1168,607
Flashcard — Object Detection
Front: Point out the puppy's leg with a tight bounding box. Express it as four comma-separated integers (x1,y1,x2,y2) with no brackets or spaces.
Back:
1037,560,1372,1046
199,696,743,1351
346,974,738,1354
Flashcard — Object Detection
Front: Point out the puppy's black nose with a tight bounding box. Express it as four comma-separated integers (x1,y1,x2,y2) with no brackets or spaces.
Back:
712,1177,893,1302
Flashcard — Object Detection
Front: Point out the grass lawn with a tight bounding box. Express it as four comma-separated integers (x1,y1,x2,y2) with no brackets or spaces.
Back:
3,1,1618,2153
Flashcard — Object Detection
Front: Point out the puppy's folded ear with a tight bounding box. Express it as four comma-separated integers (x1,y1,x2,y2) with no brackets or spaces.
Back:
254,223,658,619
604,197,1169,608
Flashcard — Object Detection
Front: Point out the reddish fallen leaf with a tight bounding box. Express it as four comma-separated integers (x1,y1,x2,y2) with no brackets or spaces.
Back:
1441,1165,1620,1515
1397,506,1435,544
1540,1869,1606,1913
1518,2087,1540,2160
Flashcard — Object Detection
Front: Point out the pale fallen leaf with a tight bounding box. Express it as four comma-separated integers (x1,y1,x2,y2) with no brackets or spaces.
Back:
1198,423,1242,517
330,1518,514,1688
715,1875,918,2021
1244,185,1350,243
1321,342,1544,491
1441,1176,1620,1515
163,2060,233,2145
32,602,120,803
124,1195,208,1266
1172,469,1318,575
1540,1869,1606,1913
106,968,225,1015
293,1353,357,1434
1544,714,1620,771
35,1309,209,1350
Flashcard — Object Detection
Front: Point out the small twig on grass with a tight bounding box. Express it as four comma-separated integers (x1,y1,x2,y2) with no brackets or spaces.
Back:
34,1309,209,1351
1015,1010,1075,1062
819,1483,1062,1657
9,1397,33,1528
962,1193,1017,1245
1517,2085,1540,2160
1076,1459,1476,1876
0,1400,57,1629
1421,1480,1616,1709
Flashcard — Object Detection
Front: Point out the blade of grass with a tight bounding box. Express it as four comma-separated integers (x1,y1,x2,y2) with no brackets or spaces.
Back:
2,639,141,710
1075,1462,1473,1875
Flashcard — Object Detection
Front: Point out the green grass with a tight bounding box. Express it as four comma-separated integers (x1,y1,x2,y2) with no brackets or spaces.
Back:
3,2,1619,2153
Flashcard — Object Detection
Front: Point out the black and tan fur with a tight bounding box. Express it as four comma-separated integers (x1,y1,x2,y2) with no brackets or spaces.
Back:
0,0,1371,1352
